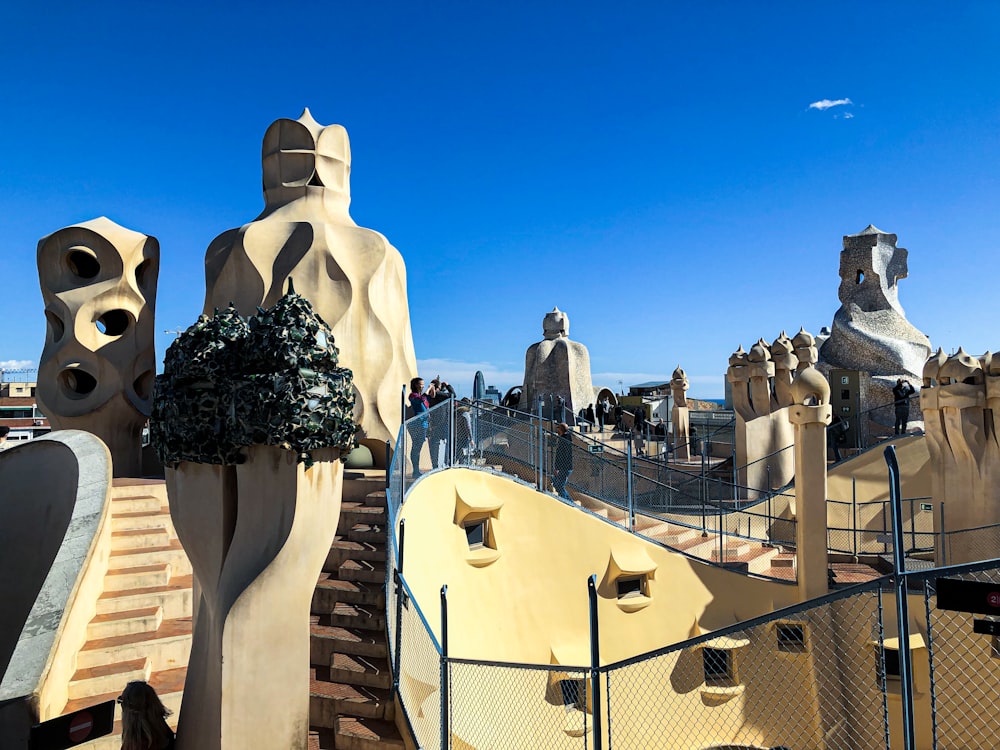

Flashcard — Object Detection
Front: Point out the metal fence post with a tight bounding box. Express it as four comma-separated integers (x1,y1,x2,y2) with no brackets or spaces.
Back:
732,447,737,499
939,503,947,566
392,520,406,694
537,397,545,491
440,585,450,750
385,440,391,491
626,440,634,532
588,575,603,750
448,396,456,468
885,445,916,750
852,477,858,560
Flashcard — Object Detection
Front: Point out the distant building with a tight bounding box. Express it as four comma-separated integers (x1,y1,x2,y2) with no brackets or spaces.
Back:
0,374,50,442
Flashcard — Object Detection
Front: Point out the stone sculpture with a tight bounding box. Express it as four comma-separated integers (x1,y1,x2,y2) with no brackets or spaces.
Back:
921,348,1000,565
669,366,691,460
819,225,932,415
202,109,417,443
151,285,357,750
788,361,833,599
36,217,159,477
727,329,819,497
519,308,594,418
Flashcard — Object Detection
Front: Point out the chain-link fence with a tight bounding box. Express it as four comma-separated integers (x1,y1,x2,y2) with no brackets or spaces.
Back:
920,561,1000,749
449,660,591,750
604,580,890,749
388,558,1000,749
385,401,1000,749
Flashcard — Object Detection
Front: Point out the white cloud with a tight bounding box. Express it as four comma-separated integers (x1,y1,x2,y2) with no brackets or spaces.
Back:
0,359,36,372
841,112,855,119
809,98,853,111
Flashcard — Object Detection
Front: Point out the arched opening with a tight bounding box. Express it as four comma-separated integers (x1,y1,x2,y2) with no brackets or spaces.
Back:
59,368,98,398
66,248,100,279
96,309,132,337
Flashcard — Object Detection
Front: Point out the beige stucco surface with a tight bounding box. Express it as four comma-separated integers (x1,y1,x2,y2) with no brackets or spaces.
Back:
0,432,112,727
203,110,417,442
169,446,342,750
37,218,159,477
399,469,797,665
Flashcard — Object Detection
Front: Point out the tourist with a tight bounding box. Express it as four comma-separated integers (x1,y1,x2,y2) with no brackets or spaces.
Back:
596,399,607,432
118,680,175,750
407,377,433,479
892,378,916,435
633,407,647,456
552,422,574,500
428,378,455,468
829,415,850,461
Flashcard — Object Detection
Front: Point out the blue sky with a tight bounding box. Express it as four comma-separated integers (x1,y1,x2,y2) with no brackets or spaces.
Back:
3,2,999,398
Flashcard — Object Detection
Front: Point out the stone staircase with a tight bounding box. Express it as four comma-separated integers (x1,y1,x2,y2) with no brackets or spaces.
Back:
67,479,193,749
309,473,405,749
572,494,788,577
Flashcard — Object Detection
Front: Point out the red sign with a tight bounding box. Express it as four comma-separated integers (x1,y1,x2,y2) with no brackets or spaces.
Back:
67,712,93,743
988,592,1000,608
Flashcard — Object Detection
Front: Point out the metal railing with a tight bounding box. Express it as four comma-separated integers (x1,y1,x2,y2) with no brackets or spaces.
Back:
385,399,1000,749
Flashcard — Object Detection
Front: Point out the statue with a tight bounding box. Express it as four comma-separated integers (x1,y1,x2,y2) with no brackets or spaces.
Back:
519,308,594,418
151,284,357,750
670,366,691,459
819,225,931,417
202,109,417,442
36,217,158,477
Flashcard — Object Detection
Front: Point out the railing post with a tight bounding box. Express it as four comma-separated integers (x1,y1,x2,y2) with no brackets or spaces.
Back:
440,585,450,750
448,396,456,468
939,502,947,566
852,477,858,560
588,575,603,750
385,440,391,491
537,397,545,491
392,519,406,694
732,447,737,499
885,445,916,750
626,440,634,532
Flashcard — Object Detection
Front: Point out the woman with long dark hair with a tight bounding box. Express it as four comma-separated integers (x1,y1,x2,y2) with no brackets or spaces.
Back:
118,681,175,750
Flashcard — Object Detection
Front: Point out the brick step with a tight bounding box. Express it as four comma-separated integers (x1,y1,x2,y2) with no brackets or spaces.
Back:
309,672,394,724
103,563,173,592
338,504,388,533
76,617,193,670
661,526,700,545
111,527,171,551
97,574,194,620
339,559,386,585
329,603,385,631
743,546,781,575
342,478,388,504
313,576,385,612
324,538,386,571
111,509,174,533
673,533,721,558
110,494,164,513
87,606,163,641
710,541,753,561
344,524,386,545
334,716,405,750
330,653,392,690
311,623,388,661
108,540,191,573
68,657,150,701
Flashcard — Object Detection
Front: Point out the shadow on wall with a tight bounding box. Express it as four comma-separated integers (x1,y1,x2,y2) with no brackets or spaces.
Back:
0,440,79,678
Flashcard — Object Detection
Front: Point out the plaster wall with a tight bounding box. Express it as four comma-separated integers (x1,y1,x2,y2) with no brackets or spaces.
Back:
0,432,112,725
